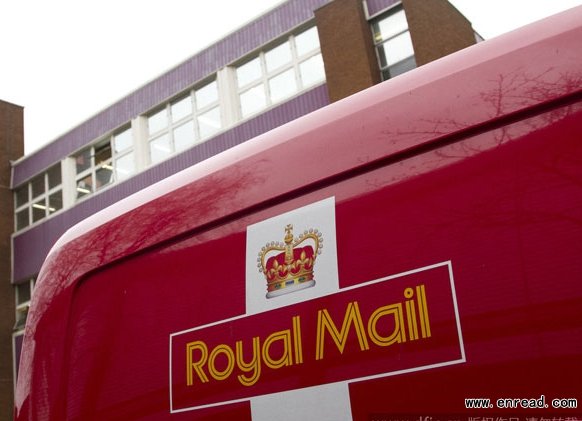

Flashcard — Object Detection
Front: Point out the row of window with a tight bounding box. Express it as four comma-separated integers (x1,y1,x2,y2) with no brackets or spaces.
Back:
148,80,222,164
15,165,63,231
236,26,324,118
14,26,325,231
14,7,416,232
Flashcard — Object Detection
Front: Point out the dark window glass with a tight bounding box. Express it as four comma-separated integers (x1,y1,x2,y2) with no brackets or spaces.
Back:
16,209,29,230
15,186,28,208
49,192,63,213
47,165,62,189
31,175,45,198
76,149,92,174
94,143,112,166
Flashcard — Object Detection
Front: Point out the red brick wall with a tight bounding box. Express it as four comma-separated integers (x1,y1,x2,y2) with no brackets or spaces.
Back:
403,0,476,66
0,99,24,420
315,0,381,102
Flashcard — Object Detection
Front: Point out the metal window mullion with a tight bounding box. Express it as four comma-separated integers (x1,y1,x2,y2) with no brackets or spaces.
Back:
26,183,33,226
260,52,272,106
289,34,303,90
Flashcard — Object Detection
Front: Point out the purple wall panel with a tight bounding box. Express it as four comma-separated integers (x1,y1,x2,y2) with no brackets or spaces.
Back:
365,0,399,17
13,0,330,186
12,85,330,282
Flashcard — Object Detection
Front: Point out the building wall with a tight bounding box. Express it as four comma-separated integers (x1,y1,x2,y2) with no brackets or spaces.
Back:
11,86,330,282
315,0,382,102
403,0,476,66
0,100,24,421
12,0,330,188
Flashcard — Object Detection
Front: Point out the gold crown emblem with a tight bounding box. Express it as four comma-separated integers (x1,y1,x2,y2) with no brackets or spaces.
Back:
258,224,323,298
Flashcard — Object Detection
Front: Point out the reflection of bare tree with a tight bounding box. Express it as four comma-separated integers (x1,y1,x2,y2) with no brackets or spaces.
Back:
361,69,582,254
380,69,582,153
365,68,582,193
17,161,267,418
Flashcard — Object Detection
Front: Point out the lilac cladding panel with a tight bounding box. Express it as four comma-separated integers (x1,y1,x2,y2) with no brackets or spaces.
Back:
365,0,400,17
12,85,330,283
12,0,329,186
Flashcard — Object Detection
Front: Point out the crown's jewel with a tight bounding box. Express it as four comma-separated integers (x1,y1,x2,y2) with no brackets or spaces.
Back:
258,224,322,298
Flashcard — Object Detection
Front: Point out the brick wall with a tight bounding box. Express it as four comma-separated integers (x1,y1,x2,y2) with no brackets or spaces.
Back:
0,99,24,420
315,0,381,102
403,0,476,66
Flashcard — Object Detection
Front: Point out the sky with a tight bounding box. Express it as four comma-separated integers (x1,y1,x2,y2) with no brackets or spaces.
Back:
1,0,581,155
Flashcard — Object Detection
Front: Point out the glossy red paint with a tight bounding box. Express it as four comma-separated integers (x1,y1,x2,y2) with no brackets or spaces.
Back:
15,7,582,420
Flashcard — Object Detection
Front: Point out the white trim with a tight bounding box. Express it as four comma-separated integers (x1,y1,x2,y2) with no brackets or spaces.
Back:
217,67,240,126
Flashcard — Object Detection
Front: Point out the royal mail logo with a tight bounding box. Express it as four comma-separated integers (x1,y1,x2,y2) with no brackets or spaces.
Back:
170,261,465,413
169,198,465,414
258,224,323,298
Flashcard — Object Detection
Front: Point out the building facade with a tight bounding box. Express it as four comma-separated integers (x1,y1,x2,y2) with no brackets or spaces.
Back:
1,100,25,420
4,0,476,417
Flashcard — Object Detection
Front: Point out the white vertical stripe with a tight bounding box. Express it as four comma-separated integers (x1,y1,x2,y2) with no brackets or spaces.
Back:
250,382,352,421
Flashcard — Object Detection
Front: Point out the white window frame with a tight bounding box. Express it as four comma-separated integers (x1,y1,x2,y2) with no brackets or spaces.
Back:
74,141,114,201
14,164,63,231
235,26,325,120
73,126,135,202
14,278,35,331
371,6,416,81
147,79,222,165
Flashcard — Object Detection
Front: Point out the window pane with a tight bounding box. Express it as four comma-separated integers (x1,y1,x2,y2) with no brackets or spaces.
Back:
195,81,218,109
377,43,389,69
48,191,63,214
379,31,414,67
388,55,417,78
148,108,168,134
198,107,221,140
171,96,192,122
76,149,91,174
115,152,135,181
372,9,408,43
299,53,325,87
268,69,297,103
76,174,93,199
32,199,46,222
47,164,61,189
95,143,112,166
173,120,195,152
16,209,29,230
15,186,28,208
295,27,320,56
239,85,267,118
236,57,262,88
17,282,31,305
96,167,113,190
114,128,133,153
150,133,172,164
31,175,44,198
265,41,292,73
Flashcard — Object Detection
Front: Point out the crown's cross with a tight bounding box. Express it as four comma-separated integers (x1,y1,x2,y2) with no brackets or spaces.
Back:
284,224,294,264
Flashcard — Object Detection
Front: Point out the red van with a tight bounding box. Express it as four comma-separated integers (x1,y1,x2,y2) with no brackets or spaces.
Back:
15,6,582,421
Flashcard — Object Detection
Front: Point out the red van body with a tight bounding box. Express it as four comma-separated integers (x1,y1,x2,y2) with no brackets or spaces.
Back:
15,7,582,421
